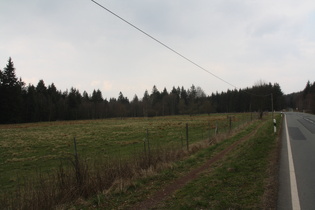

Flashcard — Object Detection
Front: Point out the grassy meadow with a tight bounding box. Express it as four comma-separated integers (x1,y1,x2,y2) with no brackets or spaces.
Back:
0,113,253,193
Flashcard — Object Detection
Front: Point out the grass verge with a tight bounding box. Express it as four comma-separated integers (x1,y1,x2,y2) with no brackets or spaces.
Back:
159,115,281,209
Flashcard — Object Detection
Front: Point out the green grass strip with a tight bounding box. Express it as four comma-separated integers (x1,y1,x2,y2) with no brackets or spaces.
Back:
161,116,280,209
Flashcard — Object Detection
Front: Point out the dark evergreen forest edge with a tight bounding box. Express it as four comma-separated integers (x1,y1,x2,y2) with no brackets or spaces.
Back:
0,57,314,124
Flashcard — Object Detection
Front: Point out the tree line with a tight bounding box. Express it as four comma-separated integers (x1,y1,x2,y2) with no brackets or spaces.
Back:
285,81,315,113
1,58,286,124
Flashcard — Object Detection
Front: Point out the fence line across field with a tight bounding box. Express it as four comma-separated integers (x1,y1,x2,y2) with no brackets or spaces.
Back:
72,113,258,165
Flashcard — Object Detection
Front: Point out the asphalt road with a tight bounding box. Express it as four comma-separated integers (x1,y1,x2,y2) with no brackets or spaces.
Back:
278,112,315,210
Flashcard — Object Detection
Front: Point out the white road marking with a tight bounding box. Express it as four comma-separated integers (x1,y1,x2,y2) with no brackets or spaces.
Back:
303,117,315,124
285,115,301,210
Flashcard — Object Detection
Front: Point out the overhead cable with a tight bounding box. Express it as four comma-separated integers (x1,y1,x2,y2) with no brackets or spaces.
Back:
91,0,272,97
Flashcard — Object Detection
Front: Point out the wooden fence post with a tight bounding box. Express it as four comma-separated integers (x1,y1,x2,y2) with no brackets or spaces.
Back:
73,137,81,186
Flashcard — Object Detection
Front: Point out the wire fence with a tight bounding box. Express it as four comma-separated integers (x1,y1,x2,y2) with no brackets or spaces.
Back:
75,113,259,164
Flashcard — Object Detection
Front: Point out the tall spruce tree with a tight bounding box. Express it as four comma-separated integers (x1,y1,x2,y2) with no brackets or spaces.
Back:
2,58,18,87
0,58,23,123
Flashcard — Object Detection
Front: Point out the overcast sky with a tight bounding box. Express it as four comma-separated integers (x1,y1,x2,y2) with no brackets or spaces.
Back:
1,0,315,99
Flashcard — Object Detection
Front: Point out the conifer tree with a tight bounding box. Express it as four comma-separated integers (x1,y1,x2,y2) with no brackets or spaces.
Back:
0,58,23,123
2,57,18,87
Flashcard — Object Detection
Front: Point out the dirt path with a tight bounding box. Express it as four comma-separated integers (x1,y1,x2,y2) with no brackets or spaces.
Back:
132,122,264,209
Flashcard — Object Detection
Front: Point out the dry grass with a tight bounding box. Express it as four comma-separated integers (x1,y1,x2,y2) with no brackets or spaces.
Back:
0,146,198,209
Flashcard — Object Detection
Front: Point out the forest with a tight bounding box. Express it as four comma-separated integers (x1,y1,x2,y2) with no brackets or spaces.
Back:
285,80,315,113
1,57,312,124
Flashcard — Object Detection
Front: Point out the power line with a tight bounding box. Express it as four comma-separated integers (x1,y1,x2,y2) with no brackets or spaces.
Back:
91,0,237,88
90,0,272,98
